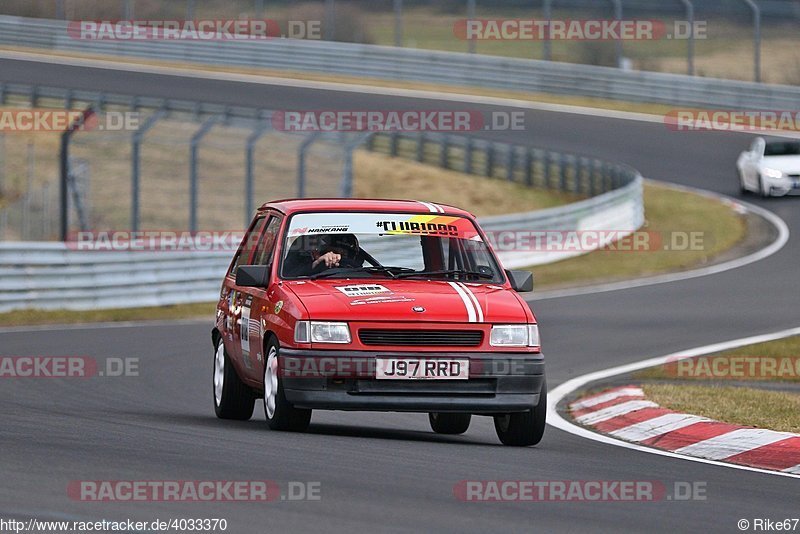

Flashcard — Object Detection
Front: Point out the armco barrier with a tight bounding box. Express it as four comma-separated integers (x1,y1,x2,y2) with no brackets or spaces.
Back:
1,16,799,109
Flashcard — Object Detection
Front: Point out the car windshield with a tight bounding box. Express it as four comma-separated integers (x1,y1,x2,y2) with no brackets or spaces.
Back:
764,141,800,157
279,211,504,283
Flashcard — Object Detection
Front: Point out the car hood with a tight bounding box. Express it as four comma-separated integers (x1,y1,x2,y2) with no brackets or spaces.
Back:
283,279,529,323
760,155,800,174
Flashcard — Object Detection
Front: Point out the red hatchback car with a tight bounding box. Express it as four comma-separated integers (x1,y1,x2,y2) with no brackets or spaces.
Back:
212,199,546,446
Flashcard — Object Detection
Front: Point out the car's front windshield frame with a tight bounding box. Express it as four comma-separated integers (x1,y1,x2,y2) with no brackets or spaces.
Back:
277,210,505,284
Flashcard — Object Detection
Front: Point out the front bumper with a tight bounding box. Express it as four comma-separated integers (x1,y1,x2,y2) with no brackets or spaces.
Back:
763,175,800,196
278,348,545,413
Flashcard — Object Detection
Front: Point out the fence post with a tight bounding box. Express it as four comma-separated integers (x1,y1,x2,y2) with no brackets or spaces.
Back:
22,141,34,240
389,131,399,157
189,115,221,233
679,0,695,75
464,136,473,174
416,133,425,162
42,183,51,239
245,122,269,227
505,146,515,181
485,143,495,177
741,0,761,82
610,0,623,68
325,0,335,40
543,0,552,61
186,0,195,20
0,133,5,196
56,0,65,19
342,132,375,198
255,0,265,16
558,153,567,191
439,135,449,169
297,131,322,198
60,107,94,241
394,0,403,47
122,0,134,19
523,148,532,186
131,109,166,233
544,151,552,187
467,0,476,54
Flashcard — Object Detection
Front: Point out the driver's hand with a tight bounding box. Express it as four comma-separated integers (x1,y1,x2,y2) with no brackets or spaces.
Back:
313,251,341,269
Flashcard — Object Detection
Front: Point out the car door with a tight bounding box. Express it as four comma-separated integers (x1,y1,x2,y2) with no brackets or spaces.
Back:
236,213,283,383
220,215,268,371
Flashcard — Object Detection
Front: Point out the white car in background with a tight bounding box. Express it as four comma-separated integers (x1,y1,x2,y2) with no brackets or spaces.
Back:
737,137,800,197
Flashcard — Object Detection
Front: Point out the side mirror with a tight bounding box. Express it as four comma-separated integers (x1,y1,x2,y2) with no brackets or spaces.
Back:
505,269,533,292
236,265,271,287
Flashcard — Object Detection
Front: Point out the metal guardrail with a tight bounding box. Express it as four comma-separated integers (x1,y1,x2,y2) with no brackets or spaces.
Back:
1,15,800,109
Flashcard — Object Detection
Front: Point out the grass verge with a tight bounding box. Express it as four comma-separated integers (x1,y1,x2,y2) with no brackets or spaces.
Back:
643,383,800,434
637,336,800,383
530,182,747,289
0,302,216,327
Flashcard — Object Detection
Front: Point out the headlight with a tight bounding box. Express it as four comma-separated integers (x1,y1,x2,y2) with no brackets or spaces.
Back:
490,324,540,347
294,321,351,344
762,168,784,179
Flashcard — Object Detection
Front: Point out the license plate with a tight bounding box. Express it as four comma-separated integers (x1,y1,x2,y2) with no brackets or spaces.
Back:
375,358,469,380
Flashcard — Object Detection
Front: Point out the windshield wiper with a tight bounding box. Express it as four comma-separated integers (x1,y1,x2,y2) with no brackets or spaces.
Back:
395,269,495,280
308,266,415,280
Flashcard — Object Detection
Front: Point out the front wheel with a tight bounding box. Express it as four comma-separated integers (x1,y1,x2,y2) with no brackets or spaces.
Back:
759,175,771,198
429,412,471,435
493,384,546,446
213,338,255,420
263,337,311,432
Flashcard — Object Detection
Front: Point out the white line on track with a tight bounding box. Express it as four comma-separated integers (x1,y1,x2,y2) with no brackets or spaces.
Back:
547,326,800,479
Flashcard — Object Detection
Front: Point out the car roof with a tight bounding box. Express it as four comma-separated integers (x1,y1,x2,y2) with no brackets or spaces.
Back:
258,198,475,218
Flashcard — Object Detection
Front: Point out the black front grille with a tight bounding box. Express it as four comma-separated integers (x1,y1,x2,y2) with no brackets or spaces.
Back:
358,329,483,347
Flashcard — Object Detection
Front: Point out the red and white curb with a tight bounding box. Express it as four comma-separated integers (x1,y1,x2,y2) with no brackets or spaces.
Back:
547,327,800,479
570,385,800,475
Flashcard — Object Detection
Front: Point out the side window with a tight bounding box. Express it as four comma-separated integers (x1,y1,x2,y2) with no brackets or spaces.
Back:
228,216,267,277
252,216,282,266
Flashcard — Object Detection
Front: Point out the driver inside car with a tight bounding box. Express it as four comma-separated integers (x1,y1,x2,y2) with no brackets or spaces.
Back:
283,233,362,277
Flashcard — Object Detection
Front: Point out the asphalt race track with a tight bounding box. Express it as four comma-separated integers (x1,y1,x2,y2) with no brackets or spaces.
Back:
1,57,799,532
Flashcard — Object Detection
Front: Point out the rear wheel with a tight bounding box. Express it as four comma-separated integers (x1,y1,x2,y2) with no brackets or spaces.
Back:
213,338,255,420
428,412,471,435
263,337,312,432
493,384,547,446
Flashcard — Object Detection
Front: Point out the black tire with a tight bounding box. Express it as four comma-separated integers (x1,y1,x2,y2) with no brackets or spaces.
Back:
263,337,311,432
429,412,472,435
213,338,255,420
493,383,547,446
